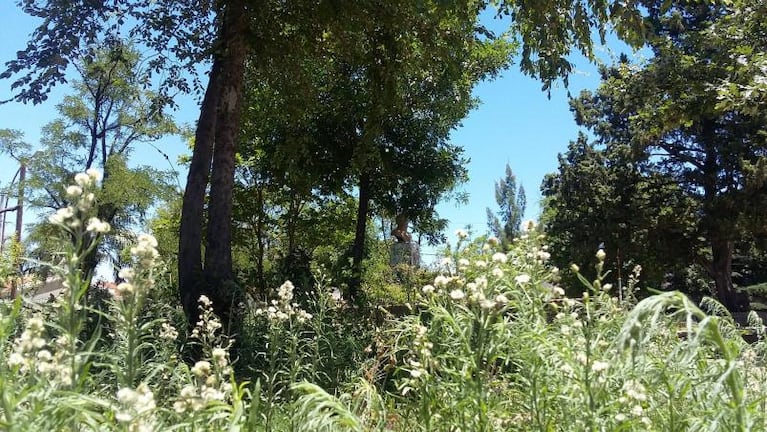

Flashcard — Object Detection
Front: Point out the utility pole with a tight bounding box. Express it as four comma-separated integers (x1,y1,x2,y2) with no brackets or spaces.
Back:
0,164,25,299
10,164,25,299
0,192,7,255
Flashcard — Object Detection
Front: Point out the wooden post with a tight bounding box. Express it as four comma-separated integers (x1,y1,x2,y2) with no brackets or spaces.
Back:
9,164,24,299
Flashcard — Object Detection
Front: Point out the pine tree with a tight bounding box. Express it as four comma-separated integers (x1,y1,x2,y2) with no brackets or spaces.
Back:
486,164,526,247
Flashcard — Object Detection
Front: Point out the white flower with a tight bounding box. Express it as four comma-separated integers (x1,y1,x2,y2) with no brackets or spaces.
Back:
458,258,470,267
623,380,647,401
212,348,228,367
201,387,225,402
536,251,551,261
86,217,110,234
198,295,213,307
118,268,135,281
66,185,83,198
86,168,102,182
277,281,295,302
596,249,606,261
74,172,92,187
48,206,74,225
116,282,134,295
8,352,24,368
570,264,580,272
422,284,435,294
191,360,211,377
455,229,468,239
591,361,609,372
491,252,507,264
449,289,465,300
159,322,178,341
491,267,504,278
474,260,488,268
440,257,453,267
479,299,496,310
434,275,449,287
495,294,509,305
514,274,531,285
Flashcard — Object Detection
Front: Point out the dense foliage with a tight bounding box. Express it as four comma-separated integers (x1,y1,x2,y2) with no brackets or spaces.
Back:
2,174,767,431
542,0,767,309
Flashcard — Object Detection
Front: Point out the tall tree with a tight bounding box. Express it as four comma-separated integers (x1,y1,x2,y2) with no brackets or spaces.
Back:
1,44,176,279
3,0,653,322
486,164,526,247
541,131,698,291
548,1,767,309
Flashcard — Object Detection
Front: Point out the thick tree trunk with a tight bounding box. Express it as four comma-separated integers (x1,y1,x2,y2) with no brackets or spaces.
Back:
204,0,249,325
349,173,371,300
178,60,222,324
709,237,747,311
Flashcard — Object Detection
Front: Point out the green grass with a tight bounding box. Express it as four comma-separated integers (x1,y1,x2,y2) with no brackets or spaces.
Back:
2,172,766,431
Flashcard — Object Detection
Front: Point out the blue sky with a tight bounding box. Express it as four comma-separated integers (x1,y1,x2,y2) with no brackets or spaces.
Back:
0,3,636,257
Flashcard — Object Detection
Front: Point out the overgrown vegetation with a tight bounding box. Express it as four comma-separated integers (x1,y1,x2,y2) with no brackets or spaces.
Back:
2,172,767,431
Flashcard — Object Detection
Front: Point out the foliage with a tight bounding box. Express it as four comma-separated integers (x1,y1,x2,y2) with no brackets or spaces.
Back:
4,178,767,430
2,0,657,320
541,132,701,293
0,44,177,278
543,1,767,309
486,163,526,248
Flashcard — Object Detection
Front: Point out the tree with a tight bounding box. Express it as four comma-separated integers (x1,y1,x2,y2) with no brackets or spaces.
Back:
546,1,767,309
28,44,175,279
486,164,526,247
2,0,653,323
541,131,698,292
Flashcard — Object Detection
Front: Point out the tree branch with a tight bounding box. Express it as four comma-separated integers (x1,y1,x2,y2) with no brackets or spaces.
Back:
0,205,19,215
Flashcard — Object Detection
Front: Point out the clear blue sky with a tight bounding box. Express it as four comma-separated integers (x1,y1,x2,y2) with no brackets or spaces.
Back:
0,3,637,253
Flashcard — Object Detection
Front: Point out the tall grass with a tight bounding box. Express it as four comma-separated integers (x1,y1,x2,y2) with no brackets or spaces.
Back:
0,173,764,431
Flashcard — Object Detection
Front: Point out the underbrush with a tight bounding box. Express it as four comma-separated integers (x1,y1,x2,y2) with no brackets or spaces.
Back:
1,171,766,431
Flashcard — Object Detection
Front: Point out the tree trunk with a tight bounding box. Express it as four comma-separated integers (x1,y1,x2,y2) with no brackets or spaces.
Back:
204,0,249,326
709,237,746,311
255,184,266,297
349,173,371,300
178,59,222,324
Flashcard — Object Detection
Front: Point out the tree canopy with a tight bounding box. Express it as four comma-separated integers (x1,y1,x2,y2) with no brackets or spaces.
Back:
543,0,767,309
3,0,654,324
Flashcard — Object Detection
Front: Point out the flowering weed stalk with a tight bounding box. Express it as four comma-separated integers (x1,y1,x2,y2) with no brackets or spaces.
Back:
110,233,162,388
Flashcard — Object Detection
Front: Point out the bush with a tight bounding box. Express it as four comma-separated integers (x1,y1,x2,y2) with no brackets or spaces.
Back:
2,172,766,431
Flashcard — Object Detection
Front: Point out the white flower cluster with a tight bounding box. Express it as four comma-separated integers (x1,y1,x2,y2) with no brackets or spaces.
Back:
159,322,179,341
130,233,160,268
425,271,512,313
115,383,156,431
254,281,313,324
191,295,223,341
8,316,73,386
173,355,233,413
174,295,235,413
49,169,110,233
614,379,650,425
8,316,46,372
407,324,433,380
